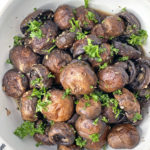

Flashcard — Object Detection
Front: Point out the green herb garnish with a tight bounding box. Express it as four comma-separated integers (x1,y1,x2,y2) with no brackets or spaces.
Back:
127,29,148,46
76,31,88,40
75,100,79,104
145,94,150,100
93,118,99,125
90,85,94,89
86,11,98,23
89,133,100,143
48,72,55,78
101,116,108,123
90,93,99,102
77,55,82,60
70,17,80,32
84,94,90,100
6,59,12,64
84,0,89,8
110,45,119,56
118,56,129,61
132,113,142,123
113,89,122,95
13,36,23,46
75,136,87,148
121,7,127,12
84,101,91,108
36,142,42,147
31,78,42,86
49,120,55,126
14,121,45,139
62,88,71,99
43,45,56,53
99,63,108,70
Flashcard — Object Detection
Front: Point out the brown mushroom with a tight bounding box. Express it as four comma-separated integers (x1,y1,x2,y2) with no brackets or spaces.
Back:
58,145,81,150
102,15,125,37
28,64,53,89
9,46,39,73
91,24,105,38
42,89,74,122
108,124,140,149
54,5,74,30
48,122,75,146
60,60,97,95
2,69,28,98
76,97,101,119
21,90,37,121
98,66,129,92
114,88,141,122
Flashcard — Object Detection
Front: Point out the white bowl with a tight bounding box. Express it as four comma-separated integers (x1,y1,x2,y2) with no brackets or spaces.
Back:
0,0,150,150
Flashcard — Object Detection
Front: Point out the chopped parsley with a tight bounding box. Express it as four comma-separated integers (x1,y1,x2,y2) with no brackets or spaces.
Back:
118,56,129,61
127,29,148,46
77,55,82,60
86,11,98,23
132,113,142,123
93,118,99,125
76,31,88,40
34,8,37,11
110,45,119,56
75,100,79,104
70,17,80,32
134,92,139,99
48,72,55,78
84,0,89,8
145,94,150,100
113,89,122,95
36,142,42,147
90,92,99,102
49,120,55,126
62,88,71,99
43,45,56,53
31,78,42,86
27,20,43,39
101,116,109,123
84,101,91,108
99,63,108,70
21,74,25,78
89,133,100,142
84,94,90,100
14,121,45,139
75,136,87,148
121,7,127,12
13,36,23,46
6,59,12,64
90,85,94,89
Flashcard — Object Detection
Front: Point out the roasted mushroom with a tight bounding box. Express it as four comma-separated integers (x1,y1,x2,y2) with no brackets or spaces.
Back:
20,9,54,34
75,116,105,140
114,88,141,122
58,145,81,150
108,124,140,149
76,6,101,30
67,113,79,125
91,24,105,38
113,41,141,59
21,90,37,121
25,20,58,55
42,89,74,122
102,16,125,37
2,69,28,98
60,60,97,95
9,46,39,73
98,65,129,92
28,64,53,89
48,122,75,146
118,11,141,35
54,5,74,30
43,49,72,84
76,97,101,119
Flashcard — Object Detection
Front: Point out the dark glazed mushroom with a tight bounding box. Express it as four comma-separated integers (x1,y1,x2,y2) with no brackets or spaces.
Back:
108,124,140,149
98,66,129,92
60,60,97,95
113,41,141,59
2,69,28,98
91,24,105,38
9,46,39,73
102,16,125,37
114,88,141,122
56,30,76,49
20,9,54,34
76,6,101,30
67,113,79,125
58,145,81,150
21,90,37,121
43,49,72,84
25,20,58,55
48,122,75,146
76,97,101,119
75,116,105,140
42,89,74,122
54,5,74,30
118,11,141,35
28,64,53,89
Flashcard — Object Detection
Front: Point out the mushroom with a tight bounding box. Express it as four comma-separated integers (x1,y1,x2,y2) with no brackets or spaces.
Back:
118,11,141,35
56,30,76,49
9,46,39,73
76,97,101,119
76,6,101,30
113,41,141,59
130,64,150,90
67,113,79,125
25,20,58,55
114,88,141,122
108,124,140,149
98,65,129,93
42,49,72,84
60,60,98,95
42,89,74,122
21,90,37,121
48,122,75,146
102,15,125,37
54,5,74,30
58,145,81,150
28,64,53,89
20,9,54,34
2,69,28,98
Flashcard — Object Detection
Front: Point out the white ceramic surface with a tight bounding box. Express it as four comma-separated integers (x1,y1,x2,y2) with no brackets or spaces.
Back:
0,0,150,150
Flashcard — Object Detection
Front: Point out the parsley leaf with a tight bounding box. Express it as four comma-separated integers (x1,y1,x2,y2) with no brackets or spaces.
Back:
62,89,71,99
13,36,23,46
6,59,12,64
49,120,55,126
118,56,129,61
48,72,55,78
89,133,100,142
127,29,148,46
70,18,80,32
145,94,150,100
121,7,127,12
76,31,88,40
14,121,45,139
132,113,142,123
76,136,87,148
36,142,42,147
86,11,98,23
31,78,42,86
110,45,119,56
42,45,56,53
93,118,99,125
84,0,89,8
113,89,122,95
99,63,108,70
101,116,109,123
